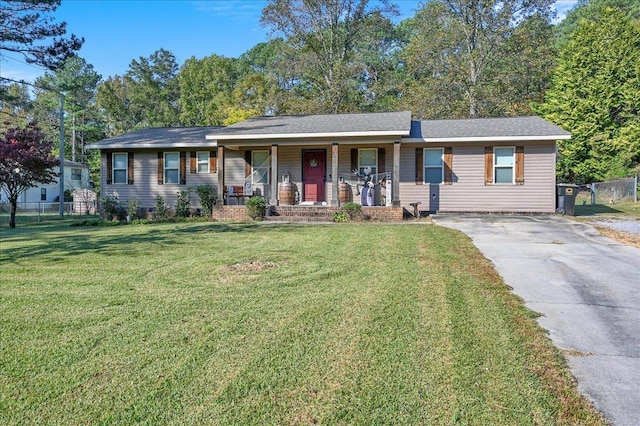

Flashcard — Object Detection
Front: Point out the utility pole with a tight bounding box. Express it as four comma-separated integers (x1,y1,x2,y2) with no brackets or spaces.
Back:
58,92,65,218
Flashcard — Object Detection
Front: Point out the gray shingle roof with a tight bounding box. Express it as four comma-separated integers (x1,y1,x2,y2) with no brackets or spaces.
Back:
86,127,221,149
206,111,413,140
408,116,570,141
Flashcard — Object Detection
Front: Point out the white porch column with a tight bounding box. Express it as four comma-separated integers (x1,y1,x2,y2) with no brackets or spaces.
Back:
331,143,339,206
393,141,401,207
217,145,225,205
270,144,278,206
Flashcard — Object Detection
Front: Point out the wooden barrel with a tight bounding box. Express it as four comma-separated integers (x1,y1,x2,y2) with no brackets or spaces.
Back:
338,182,351,204
279,182,295,205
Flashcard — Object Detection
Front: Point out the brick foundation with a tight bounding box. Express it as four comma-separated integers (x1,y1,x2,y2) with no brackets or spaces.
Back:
211,205,403,222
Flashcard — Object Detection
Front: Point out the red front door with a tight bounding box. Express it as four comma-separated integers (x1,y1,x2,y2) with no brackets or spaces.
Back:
303,150,326,202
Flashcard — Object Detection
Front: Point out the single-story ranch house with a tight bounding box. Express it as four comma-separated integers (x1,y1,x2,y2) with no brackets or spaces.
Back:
87,111,570,220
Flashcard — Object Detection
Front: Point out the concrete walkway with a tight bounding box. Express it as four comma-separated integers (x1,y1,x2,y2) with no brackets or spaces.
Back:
432,215,640,426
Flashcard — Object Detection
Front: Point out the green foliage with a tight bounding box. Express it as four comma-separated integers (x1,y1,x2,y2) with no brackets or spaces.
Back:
535,8,640,182
245,196,266,220
127,198,140,220
194,185,217,217
342,202,362,220
99,197,125,220
154,195,168,220
178,54,239,126
175,190,191,218
554,0,640,48
260,0,401,114
0,0,83,71
401,0,555,119
332,210,350,222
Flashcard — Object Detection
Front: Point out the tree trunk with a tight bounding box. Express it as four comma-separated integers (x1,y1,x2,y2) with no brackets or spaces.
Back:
9,196,17,229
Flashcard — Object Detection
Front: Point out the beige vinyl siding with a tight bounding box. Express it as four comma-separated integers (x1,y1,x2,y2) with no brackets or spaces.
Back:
101,151,218,210
399,142,556,213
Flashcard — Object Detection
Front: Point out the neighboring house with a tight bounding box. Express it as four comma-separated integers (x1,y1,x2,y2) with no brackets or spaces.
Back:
86,112,570,216
0,160,91,204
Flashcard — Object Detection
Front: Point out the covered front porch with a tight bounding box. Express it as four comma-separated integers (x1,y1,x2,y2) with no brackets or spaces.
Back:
214,142,402,208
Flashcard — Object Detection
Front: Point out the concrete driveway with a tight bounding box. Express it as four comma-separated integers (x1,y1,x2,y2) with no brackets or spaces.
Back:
432,215,640,426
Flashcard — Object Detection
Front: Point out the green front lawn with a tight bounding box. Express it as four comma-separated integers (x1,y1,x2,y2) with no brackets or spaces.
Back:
0,222,604,425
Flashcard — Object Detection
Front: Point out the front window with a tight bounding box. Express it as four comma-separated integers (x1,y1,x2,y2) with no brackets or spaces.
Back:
197,152,209,173
164,152,180,184
494,147,515,184
252,150,269,184
71,168,82,181
423,148,443,184
359,148,377,176
112,153,127,184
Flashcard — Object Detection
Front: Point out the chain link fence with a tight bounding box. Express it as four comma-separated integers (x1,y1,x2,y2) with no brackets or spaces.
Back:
592,176,638,205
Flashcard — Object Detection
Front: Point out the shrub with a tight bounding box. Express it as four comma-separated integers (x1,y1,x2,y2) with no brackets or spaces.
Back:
154,196,168,220
343,202,362,220
127,198,140,220
195,185,217,217
175,190,191,218
246,196,266,220
333,210,350,222
99,197,125,220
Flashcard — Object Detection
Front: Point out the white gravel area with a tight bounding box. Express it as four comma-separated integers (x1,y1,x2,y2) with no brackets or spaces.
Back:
593,219,640,236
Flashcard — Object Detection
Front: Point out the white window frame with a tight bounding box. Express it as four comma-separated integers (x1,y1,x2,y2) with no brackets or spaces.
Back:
196,151,209,173
112,152,128,184
358,148,377,176
252,150,270,184
423,148,444,184
494,147,515,184
164,152,180,184
71,168,82,181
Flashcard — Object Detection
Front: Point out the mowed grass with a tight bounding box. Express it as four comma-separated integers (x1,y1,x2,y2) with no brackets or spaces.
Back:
0,222,605,425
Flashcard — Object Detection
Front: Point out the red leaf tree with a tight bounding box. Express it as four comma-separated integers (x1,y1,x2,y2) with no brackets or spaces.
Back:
0,122,60,228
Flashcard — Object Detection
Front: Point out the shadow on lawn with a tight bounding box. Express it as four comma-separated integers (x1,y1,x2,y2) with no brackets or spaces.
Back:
574,204,624,216
0,221,314,262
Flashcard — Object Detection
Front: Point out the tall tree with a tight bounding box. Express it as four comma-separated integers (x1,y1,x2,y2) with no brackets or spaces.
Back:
261,0,398,114
178,54,238,126
127,48,181,127
0,0,83,70
34,57,102,162
0,122,59,228
0,83,32,128
535,8,640,182
97,49,181,133
96,75,139,137
401,0,555,118
555,0,640,48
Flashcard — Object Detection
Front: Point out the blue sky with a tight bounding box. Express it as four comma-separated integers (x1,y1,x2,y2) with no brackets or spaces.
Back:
0,0,578,84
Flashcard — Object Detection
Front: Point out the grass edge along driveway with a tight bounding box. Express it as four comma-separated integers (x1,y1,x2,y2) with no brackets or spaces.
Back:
0,222,606,425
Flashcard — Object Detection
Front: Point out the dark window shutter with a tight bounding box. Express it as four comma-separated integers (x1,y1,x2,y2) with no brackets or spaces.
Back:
484,147,493,185
351,148,358,172
210,151,217,173
127,152,134,185
158,152,164,185
443,147,452,185
515,146,524,185
378,148,385,174
245,151,252,178
190,152,197,174
180,151,187,185
415,148,423,185
106,152,113,185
